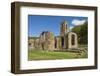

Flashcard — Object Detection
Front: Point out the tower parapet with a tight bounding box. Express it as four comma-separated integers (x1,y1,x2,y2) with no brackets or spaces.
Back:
60,20,68,36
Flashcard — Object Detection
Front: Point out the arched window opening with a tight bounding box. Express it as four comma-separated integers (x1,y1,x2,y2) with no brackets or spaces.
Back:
29,43,31,46
71,34,75,45
29,43,32,48
42,43,44,50
55,38,57,48
61,37,64,47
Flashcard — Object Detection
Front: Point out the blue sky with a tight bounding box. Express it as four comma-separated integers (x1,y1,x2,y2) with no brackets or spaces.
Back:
28,15,87,37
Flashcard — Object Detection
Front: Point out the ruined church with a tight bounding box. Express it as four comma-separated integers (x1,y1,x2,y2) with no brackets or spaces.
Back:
28,21,78,51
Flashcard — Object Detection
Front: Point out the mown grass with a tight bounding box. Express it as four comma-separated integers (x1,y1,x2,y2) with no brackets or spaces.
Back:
28,49,87,60
78,44,88,48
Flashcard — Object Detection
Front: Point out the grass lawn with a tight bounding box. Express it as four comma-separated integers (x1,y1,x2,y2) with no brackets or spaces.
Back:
79,44,88,48
28,49,87,60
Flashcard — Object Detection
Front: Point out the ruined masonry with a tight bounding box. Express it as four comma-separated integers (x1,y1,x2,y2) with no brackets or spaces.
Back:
28,21,78,51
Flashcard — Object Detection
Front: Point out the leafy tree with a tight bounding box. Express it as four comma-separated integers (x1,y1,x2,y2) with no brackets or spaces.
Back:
72,21,88,45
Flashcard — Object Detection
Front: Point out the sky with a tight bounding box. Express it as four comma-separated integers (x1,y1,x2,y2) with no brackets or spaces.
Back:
28,15,87,37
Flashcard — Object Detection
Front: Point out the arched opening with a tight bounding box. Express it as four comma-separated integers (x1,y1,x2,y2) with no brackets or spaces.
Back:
55,38,57,48
71,34,75,45
29,43,32,48
61,37,64,47
42,43,44,50
29,43,31,46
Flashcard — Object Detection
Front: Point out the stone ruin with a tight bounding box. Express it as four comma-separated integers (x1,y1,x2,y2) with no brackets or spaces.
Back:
39,31,55,51
28,20,78,51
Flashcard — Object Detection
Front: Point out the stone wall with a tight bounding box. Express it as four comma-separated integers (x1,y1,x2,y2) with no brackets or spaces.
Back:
39,31,55,51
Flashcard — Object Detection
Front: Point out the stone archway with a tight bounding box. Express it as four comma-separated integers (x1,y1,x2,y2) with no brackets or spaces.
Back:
67,32,78,49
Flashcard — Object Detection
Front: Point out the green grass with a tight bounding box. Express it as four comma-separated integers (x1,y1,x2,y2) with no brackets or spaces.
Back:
28,49,87,61
79,44,87,48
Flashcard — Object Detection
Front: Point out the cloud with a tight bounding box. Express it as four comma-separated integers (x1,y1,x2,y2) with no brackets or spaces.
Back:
69,26,74,30
72,19,86,26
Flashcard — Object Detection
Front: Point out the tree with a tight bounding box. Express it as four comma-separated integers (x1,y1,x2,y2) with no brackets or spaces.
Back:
72,21,88,44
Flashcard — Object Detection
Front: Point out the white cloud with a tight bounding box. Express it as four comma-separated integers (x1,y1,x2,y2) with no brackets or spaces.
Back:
72,19,86,26
69,26,74,30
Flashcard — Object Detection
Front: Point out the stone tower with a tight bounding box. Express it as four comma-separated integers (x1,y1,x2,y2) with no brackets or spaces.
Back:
60,21,68,36
60,21,68,49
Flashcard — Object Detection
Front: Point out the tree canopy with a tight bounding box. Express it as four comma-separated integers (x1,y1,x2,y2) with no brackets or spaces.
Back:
71,21,88,44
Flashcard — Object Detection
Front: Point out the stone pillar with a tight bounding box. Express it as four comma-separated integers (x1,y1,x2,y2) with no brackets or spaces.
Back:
55,37,60,50
34,39,39,49
45,32,55,51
